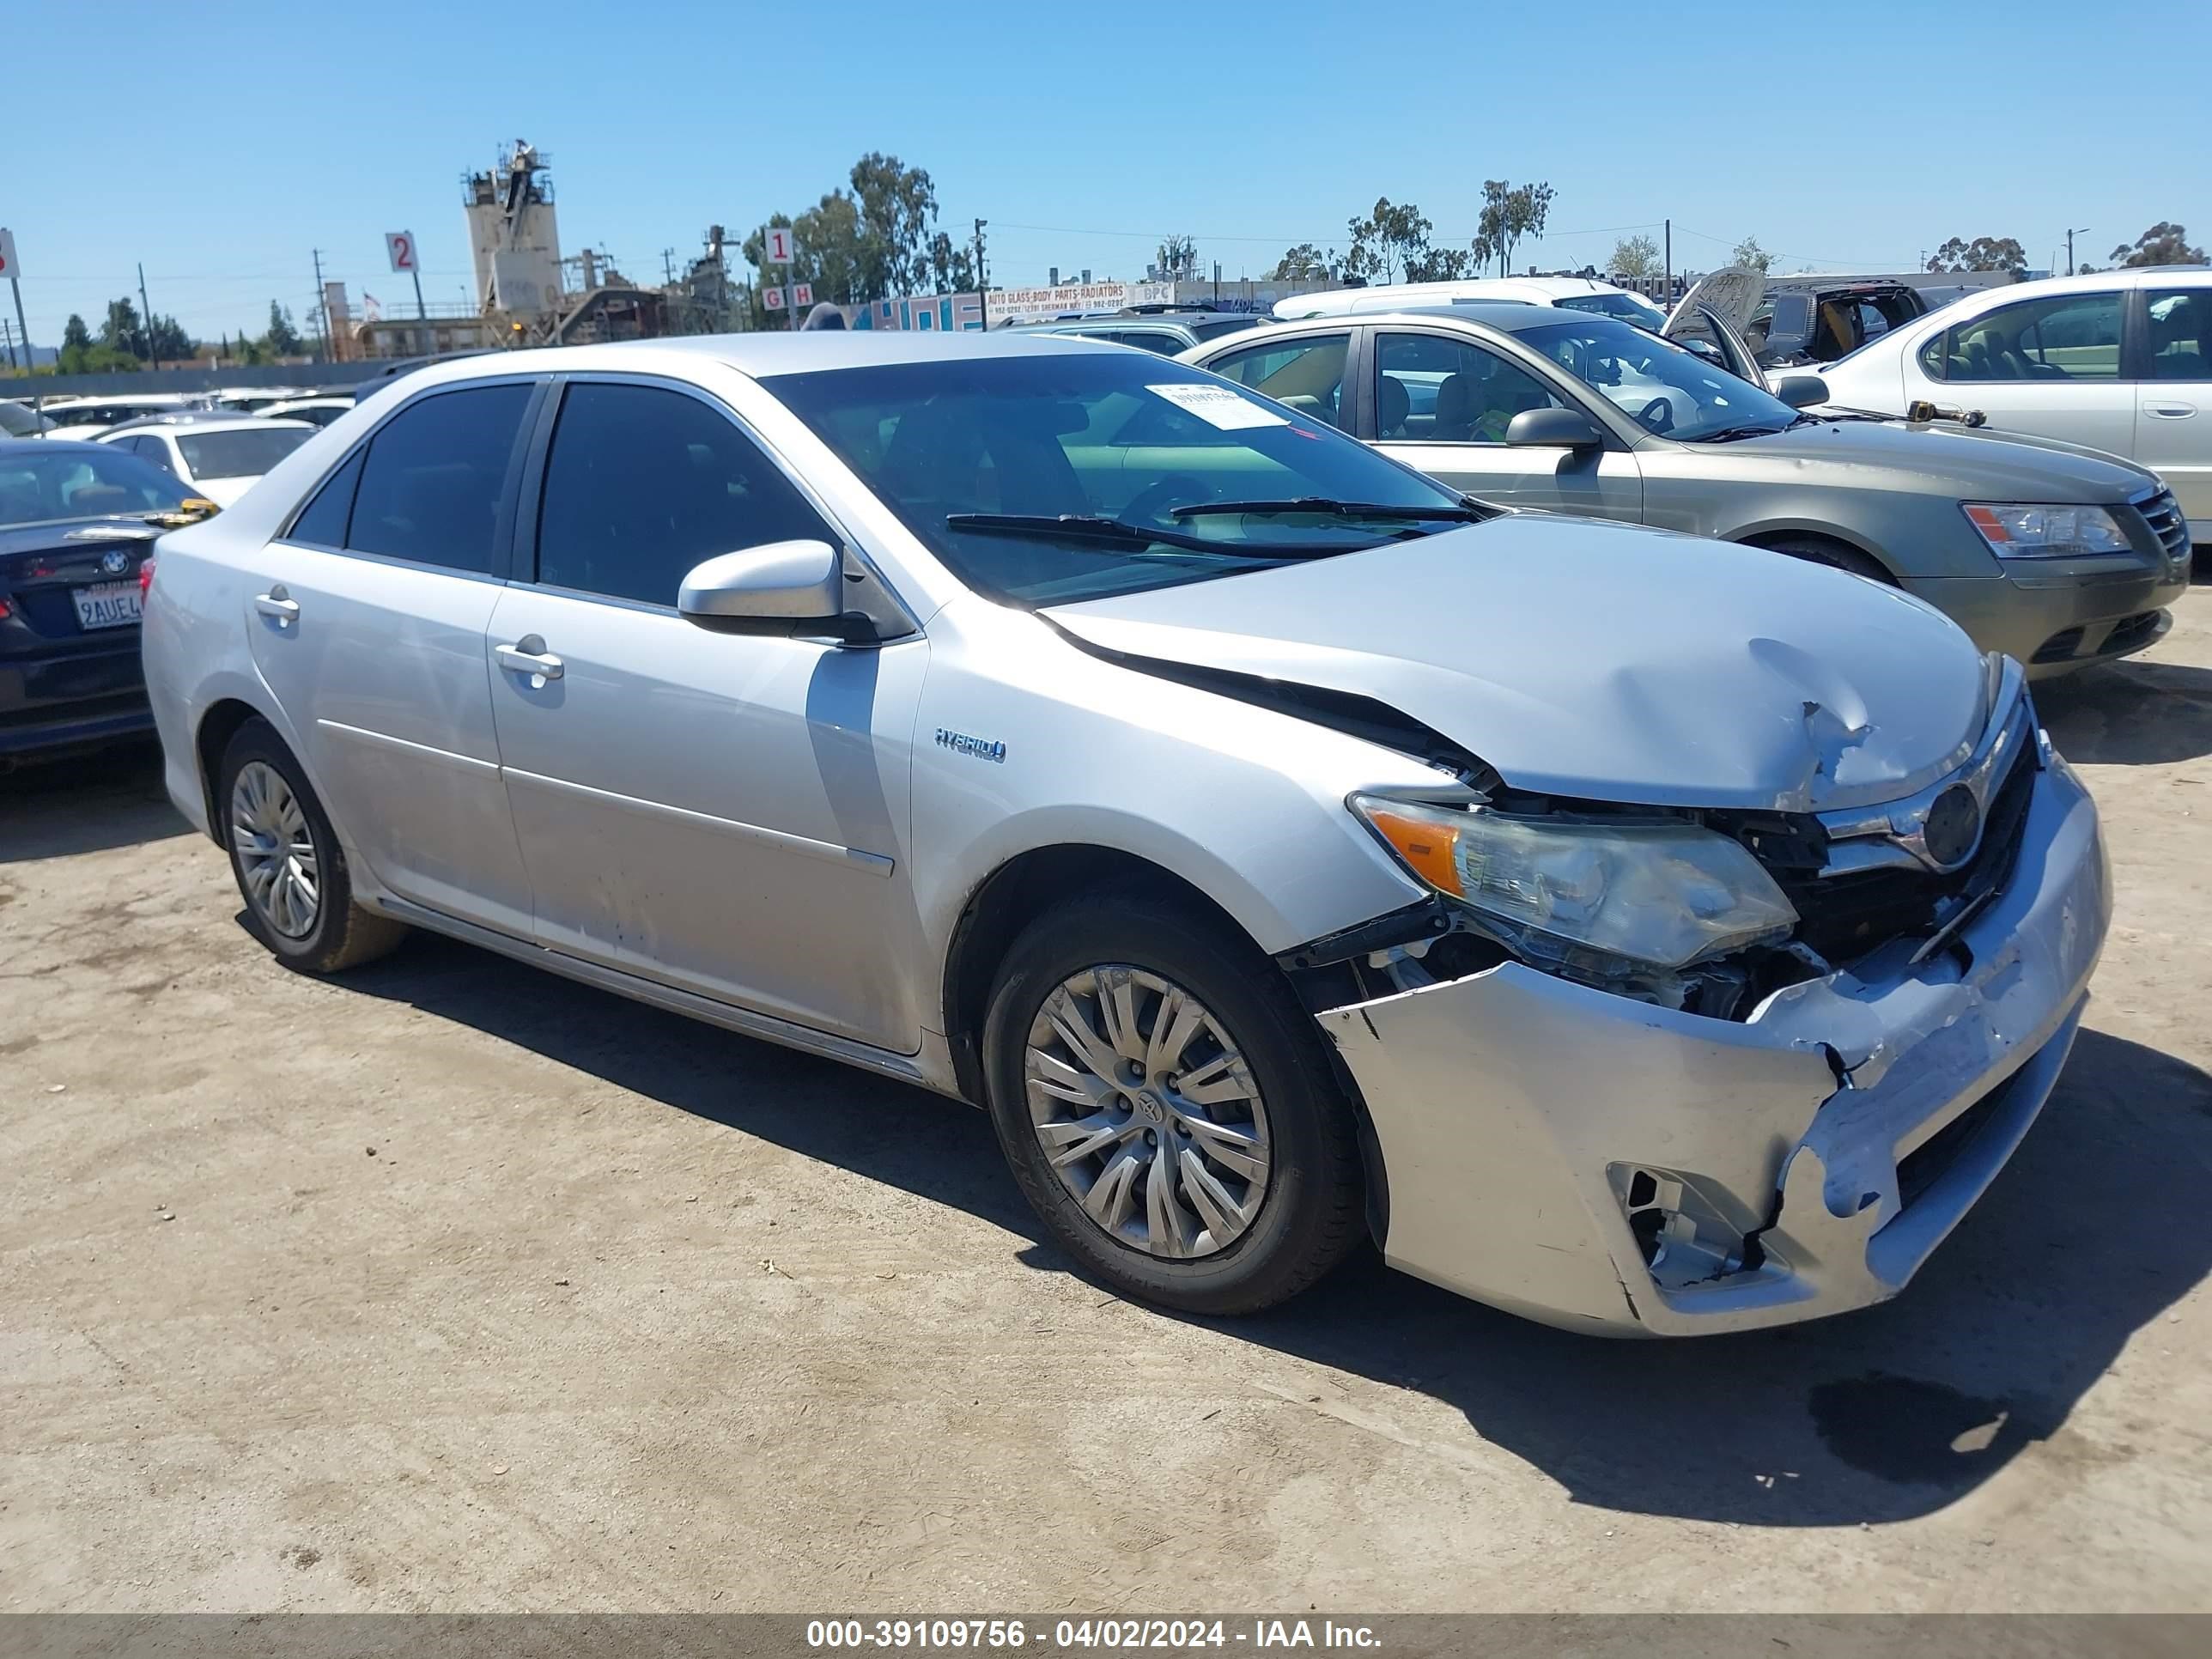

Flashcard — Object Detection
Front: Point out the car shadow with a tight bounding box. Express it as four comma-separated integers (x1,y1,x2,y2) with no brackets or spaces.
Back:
0,740,191,863
2037,656,2212,766
342,933,2210,1527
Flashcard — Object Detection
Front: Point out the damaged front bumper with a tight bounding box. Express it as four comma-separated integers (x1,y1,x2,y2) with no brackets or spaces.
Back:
1316,756,2110,1336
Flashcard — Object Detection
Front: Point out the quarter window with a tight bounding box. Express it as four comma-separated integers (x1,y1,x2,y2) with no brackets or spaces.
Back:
2144,289,2209,381
345,383,532,574
1376,331,1560,442
533,382,834,606
287,449,365,547
1205,334,1351,428
1942,293,2121,382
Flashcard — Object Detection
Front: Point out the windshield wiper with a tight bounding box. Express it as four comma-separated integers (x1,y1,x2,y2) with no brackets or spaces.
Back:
944,512,1371,559
1169,496,1488,522
1692,423,1792,444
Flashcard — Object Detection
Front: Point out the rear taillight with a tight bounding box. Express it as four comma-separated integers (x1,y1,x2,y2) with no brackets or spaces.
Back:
139,557,156,596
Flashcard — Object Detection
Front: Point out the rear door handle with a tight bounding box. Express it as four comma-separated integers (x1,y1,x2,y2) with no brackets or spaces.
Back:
495,640,564,682
2145,402,2197,419
254,587,300,624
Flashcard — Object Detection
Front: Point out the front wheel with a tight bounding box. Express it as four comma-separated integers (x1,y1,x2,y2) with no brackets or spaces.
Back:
981,892,1364,1315
218,719,406,974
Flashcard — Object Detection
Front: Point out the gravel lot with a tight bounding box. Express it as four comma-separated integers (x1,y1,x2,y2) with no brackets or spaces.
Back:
4,590,2209,1614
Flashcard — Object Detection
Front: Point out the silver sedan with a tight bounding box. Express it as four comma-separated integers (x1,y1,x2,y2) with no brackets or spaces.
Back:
142,332,2107,1334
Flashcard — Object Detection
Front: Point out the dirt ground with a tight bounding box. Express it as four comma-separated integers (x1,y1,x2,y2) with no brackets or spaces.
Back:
4,591,2209,1616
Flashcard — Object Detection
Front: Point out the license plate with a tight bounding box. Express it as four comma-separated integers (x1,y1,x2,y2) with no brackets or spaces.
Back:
72,580,143,630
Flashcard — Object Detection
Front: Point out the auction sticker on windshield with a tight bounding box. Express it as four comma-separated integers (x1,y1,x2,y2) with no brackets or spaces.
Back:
73,580,143,630
1148,383,1286,430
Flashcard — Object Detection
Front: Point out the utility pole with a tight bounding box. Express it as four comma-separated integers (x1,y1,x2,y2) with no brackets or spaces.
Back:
1,317,15,371
137,262,159,369
2066,227,2088,276
311,248,329,364
662,247,677,286
1663,219,1671,304
972,217,988,329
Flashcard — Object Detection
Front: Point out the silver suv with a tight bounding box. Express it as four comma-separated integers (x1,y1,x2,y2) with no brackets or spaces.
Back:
143,333,2109,1335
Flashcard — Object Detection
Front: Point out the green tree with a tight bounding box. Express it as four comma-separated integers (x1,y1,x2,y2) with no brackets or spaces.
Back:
264,301,303,356
1471,179,1556,277
850,152,941,300
146,314,195,363
1346,198,1465,285
2110,222,2207,267
1731,236,1775,273
927,229,975,295
1155,234,1200,282
99,297,146,358
58,313,94,374
1610,234,1660,279
1268,243,1336,282
1926,235,2026,275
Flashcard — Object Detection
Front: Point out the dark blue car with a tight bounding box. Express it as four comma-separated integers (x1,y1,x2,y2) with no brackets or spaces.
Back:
0,441,204,764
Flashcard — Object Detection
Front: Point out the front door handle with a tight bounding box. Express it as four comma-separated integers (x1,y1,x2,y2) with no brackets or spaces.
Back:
2145,402,2197,419
254,586,300,625
495,639,564,682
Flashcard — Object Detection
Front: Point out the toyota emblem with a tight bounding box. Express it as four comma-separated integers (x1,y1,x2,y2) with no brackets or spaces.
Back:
100,549,131,576
1922,784,1982,868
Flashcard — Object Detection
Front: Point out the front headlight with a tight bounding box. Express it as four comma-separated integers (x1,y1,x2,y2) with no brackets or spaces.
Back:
1962,502,2131,559
1351,796,1798,975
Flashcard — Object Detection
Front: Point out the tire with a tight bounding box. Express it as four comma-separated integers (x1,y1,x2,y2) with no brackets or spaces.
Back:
981,890,1364,1316
217,718,406,974
1753,533,1895,585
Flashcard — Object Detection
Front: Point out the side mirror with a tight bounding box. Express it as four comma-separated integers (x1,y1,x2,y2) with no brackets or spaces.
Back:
678,539,856,638
1772,374,1830,410
1504,407,1606,450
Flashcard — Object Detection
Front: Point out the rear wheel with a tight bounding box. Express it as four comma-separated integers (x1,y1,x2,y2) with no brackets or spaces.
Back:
982,892,1364,1315
218,719,405,974
1753,533,1894,585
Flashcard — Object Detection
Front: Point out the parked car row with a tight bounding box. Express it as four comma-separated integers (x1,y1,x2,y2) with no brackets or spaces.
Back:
127,329,2123,1340
1179,300,2190,674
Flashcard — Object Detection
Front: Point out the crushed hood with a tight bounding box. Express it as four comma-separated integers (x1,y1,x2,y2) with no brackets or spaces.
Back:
1048,514,1991,812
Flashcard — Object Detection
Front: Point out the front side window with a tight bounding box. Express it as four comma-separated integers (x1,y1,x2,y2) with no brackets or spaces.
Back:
346,383,532,574
763,351,1475,607
1204,333,1350,428
177,427,313,481
1376,331,1561,442
534,382,833,606
2145,289,2209,380
1942,293,2121,381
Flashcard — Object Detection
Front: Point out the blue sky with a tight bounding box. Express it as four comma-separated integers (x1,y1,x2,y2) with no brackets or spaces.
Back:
7,0,2207,348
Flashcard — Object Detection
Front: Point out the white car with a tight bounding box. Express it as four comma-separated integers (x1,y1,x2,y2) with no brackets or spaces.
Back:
1277,276,1667,330
1817,267,2212,545
95,415,317,507
41,395,199,441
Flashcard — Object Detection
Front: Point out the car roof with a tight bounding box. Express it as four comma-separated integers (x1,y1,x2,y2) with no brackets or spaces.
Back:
388,331,1133,390
102,413,315,435
1248,303,1569,336
44,394,194,410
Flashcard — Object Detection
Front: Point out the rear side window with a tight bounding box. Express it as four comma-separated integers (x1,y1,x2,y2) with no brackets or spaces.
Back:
345,384,532,573
533,382,833,607
2145,289,2208,381
1942,293,2121,382
288,449,365,546
1206,333,1351,428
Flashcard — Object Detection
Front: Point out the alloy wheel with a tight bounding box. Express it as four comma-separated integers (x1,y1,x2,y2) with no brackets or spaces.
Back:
230,760,320,939
1023,964,1272,1260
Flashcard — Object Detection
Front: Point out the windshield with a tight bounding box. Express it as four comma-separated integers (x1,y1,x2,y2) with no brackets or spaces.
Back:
177,426,313,481
1558,291,1666,328
1516,315,1801,441
0,447,191,528
763,352,1475,605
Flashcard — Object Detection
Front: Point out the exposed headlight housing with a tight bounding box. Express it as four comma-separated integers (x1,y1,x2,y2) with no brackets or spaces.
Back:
1351,796,1798,978
1962,502,2131,560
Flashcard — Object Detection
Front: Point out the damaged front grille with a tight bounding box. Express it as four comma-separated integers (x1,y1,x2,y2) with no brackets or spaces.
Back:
1763,705,2039,968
